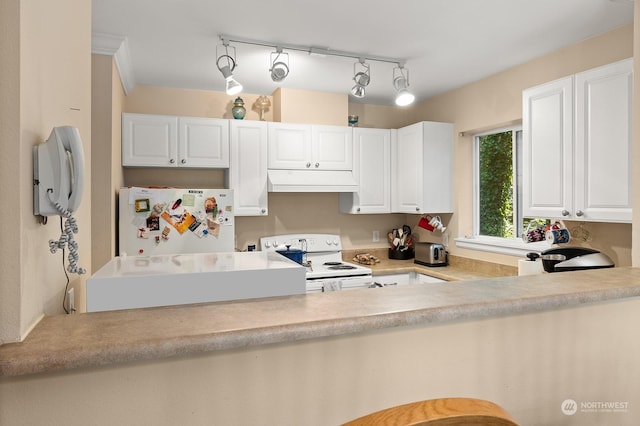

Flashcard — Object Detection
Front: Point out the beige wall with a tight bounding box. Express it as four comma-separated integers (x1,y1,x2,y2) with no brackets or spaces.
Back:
2,297,640,425
0,0,92,344
633,3,640,267
90,55,126,305
0,0,22,344
274,87,348,125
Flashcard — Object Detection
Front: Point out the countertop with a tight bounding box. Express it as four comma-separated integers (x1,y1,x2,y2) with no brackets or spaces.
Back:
343,249,518,281
2,266,640,377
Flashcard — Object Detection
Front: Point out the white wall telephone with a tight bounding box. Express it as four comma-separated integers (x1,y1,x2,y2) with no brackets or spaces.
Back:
33,126,86,275
33,126,85,216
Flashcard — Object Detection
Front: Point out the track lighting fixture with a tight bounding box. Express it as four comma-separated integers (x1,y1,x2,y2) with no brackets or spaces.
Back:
218,34,417,105
216,41,243,95
270,48,290,82
393,65,415,106
350,59,370,99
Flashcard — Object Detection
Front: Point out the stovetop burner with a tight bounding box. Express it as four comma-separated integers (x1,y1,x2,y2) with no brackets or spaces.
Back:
323,262,343,266
327,264,357,270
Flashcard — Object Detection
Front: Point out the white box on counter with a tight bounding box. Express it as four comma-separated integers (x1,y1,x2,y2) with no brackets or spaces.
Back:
86,251,306,312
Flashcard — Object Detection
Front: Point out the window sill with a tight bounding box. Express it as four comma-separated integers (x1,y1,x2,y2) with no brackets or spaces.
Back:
454,236,551,257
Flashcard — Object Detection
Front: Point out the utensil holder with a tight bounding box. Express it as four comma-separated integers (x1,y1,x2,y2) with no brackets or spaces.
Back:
388,248,414,260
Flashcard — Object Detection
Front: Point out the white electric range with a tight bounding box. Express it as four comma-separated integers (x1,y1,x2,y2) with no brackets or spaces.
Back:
260,234,374,293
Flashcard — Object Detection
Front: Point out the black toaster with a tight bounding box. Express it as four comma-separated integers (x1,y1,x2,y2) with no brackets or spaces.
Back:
414,242,448,267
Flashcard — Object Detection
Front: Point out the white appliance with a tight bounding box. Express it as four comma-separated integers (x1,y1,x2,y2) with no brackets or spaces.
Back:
119,187,234,256
260,234,374,293
86,251,306,312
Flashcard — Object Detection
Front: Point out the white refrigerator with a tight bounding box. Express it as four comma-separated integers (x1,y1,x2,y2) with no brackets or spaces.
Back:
118,187,235,256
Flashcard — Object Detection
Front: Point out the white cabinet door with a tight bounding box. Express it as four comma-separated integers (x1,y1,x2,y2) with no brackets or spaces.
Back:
523,59,632,223
267,123,352,170
267,122,312,169
122,113,178,167
311,125,353,170
522,77,574,219
339,128,391,214
178,117,229,168
122,113,230,168
228,120,268,216
574,59,632,222
393,123,423,213
392,122,453,214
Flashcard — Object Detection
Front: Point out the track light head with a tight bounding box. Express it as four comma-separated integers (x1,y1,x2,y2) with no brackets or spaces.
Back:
351,85,366,98
216,43,243,95
270,49,290,82
350,60,370,99
393,66,415,106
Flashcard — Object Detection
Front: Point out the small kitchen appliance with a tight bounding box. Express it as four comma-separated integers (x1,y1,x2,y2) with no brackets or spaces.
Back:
414,242,448,267
260,234,374,293
532,247,614,273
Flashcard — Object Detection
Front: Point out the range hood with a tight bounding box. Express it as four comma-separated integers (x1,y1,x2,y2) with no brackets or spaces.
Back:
267,169,358,192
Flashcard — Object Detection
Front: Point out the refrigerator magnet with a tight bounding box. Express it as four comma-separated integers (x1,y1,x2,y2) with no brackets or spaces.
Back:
135,199,150,212
137,227,150,239
146,216,160,231
181,193,195,207
162,226,171,240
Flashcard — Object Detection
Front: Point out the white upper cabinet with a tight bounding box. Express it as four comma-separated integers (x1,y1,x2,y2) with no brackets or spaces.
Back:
122,113,229,168
267,122,352,170
227,120,269,216
522,77,574,219
178,116,229,168
339,128,391,214
122,113,178,167
574,59,632,222
392,121,454,214
267,122,312,169
523,58,632,222
311,125,353,170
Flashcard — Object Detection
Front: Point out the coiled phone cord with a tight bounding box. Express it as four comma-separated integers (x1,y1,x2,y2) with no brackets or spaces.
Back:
47,190,86,275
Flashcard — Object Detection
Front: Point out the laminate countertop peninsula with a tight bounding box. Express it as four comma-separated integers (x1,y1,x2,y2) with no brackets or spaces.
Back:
2,266,640,377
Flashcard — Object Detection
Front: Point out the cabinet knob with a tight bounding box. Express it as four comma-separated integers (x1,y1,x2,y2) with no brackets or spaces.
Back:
576,210,584,217
169,158,175,164
315,162,320,168
306,162,311,168
357,207,361,212
181,159,186,164
261,209,266,214
415,207,420,212
561,209,570,217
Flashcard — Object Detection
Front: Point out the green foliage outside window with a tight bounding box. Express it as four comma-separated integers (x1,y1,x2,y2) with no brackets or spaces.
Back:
479,132,513,237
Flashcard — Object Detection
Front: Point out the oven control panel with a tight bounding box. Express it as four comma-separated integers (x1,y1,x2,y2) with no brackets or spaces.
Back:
260,234,342,253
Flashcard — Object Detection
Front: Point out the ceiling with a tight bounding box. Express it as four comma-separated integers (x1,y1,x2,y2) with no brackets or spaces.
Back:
92,0,634,106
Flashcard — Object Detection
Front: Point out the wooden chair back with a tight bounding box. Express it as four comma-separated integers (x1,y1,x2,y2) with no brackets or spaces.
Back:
342,397,519,426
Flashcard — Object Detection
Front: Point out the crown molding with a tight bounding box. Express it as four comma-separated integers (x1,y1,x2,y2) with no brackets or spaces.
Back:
91,33,135,95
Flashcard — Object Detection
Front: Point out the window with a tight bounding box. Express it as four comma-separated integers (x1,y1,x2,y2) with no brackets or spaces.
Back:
459,126,549,255
475,127,521,238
